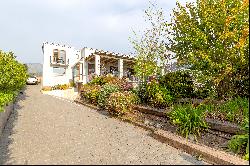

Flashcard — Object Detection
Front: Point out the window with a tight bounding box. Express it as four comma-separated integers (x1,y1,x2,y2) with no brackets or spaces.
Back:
53,67,66,76
52,49,66,64
59,50,66,64
53,49,59,62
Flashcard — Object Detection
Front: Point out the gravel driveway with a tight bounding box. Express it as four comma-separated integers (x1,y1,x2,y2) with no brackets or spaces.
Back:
0,85,207,165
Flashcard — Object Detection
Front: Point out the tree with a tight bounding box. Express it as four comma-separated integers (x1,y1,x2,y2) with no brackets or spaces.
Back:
130,1,172,82
165,0,249,99
0,50,28,92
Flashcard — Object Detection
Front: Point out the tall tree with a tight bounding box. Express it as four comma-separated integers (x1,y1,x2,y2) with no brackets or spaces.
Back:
165,0,249,99
130,2,171,82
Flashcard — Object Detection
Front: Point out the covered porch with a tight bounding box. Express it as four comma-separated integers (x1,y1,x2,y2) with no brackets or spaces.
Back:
73,50,138,85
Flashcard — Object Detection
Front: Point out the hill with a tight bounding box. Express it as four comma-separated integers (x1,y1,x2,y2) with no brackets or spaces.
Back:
25,63,43,76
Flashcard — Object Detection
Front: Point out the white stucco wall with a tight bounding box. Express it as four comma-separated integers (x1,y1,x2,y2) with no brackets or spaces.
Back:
42,42,80,87
80,47,95,84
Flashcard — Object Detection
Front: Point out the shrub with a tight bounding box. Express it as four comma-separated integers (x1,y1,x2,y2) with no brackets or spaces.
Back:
103,74,123,86
106,91,138,116
121,81,134,91
0,91,15,111
0,50,28,92
42,86,52,91
219,97,249,125
81,84,101,105
97,84,120,108
69,81,75,87
228,122,249,161
192,80,214,99
51,84,70,90
169,104,208,140
202,97,249,125
136,83,148,104
0,50,28,111
89,76,107,86
60,84,69,90
159,70,195,99
89,75,126,88
146,80,173,108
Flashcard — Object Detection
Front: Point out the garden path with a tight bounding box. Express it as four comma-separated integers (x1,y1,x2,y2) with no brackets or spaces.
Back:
0,85,207,165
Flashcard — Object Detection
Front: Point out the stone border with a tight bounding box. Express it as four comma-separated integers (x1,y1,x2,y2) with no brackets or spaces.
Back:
152,128,248,165
206,118,245,134
0,102,14,137
132,105,170,117
75,100,248,165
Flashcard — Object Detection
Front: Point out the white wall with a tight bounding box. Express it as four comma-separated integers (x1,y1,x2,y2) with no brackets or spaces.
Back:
42,42,80,87
81,47,95,84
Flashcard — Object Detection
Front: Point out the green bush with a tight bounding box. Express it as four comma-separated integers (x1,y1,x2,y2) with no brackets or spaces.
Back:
159,70,195,99
81,84,101,105
192,80,214,99
169,104,208,140
97,84,120,108
103,74,123,87
0,50,28,92
51,84,70,90
0,50,27,111
136,83,148,104
201,97,249,125
89,75,126,89
69,81,75,87
89,76,107,86
0,91,15,111
146,80,173,108
106,91,138,116
228,122,249,161
219,97,249,125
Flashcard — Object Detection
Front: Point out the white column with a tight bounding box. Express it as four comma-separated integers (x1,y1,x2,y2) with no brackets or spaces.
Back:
95,54,100,76
118,59,123,78
83,61,88,84
79,63,83,81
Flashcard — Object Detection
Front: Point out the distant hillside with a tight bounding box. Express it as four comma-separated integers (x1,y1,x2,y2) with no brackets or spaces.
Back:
25,63,43,76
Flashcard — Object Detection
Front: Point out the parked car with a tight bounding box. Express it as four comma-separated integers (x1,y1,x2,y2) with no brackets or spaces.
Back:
26,76,38,85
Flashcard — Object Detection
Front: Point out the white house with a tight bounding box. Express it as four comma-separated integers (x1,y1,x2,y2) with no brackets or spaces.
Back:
42,42,136,88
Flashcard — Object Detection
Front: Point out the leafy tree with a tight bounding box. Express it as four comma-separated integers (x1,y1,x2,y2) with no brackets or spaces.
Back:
0,50,28,92
130,2,172,82
165,0,249,99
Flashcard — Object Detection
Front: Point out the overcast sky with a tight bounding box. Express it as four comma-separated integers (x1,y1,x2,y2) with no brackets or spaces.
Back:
0,0,191,64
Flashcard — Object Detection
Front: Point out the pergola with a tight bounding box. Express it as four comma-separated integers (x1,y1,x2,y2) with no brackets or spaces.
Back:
75,48,136,84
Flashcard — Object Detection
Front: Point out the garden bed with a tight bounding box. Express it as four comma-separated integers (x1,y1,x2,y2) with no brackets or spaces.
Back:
76,74,249,162
133,104,245,135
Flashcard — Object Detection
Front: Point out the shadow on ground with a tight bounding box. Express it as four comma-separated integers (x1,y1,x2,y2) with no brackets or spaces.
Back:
0,87,28,165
